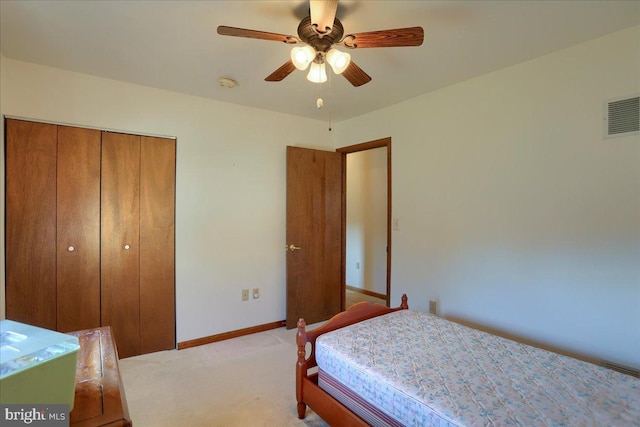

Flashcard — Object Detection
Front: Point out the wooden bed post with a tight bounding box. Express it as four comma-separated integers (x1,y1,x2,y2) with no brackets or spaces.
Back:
296,318,308,419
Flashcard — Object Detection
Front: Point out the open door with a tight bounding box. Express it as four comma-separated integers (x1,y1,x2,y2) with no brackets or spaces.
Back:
286,146,343,329
338,137,392,307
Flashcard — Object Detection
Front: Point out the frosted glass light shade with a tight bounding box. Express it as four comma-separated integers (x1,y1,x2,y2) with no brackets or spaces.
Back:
326,48,351,74
291,46,316,70
307,62,327,83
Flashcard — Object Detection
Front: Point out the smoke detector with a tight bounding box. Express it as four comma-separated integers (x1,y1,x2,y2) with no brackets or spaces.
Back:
218,77,238,89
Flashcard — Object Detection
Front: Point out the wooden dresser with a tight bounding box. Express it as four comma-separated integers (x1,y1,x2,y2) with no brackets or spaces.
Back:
69,327,132,427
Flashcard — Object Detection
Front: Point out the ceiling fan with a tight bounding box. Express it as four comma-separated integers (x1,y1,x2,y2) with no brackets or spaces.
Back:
217,0,424,87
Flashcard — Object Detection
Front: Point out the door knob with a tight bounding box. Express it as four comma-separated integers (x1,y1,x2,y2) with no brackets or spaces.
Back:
124,244,130,250
286,244,302,251
68,246,75,252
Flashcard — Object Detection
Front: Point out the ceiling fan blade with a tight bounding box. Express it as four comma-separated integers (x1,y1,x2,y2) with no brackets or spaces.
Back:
217,26,297,44
265,60,297,82
342,61,371,87
310,0,338,34
343,27,424,48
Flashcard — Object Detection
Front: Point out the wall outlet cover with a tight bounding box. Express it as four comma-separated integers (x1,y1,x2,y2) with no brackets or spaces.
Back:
429,300,438,315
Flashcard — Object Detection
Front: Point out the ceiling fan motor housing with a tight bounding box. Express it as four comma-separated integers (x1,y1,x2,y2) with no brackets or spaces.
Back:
298,16,344,52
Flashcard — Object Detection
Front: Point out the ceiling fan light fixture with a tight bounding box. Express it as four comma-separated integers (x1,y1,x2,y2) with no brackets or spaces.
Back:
307,62,327,83
326,48,351,74
218,2,424,88
291,45,316,70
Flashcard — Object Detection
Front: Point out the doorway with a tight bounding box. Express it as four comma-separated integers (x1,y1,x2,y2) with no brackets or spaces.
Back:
337,137,391,307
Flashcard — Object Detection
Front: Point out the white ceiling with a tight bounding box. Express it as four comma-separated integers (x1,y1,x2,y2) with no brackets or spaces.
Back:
1,1,639,122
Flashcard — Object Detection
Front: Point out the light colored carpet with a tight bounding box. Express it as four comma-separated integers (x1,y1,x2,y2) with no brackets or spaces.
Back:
119,326,329,427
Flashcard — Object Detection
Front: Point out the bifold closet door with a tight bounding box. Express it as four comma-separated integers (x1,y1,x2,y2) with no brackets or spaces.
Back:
101,132,141,358
5,119,57,329
140,136,176,353
6,120,175,356
56,126,101,332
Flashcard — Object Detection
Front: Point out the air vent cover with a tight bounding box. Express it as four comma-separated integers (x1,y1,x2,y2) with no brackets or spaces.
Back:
603,95,639,139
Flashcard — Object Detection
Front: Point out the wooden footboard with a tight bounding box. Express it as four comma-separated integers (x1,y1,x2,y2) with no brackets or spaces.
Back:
296,294,408,425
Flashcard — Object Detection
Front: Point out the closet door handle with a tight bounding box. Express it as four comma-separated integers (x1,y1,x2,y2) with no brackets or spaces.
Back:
68,246,75,252
124,244,131,250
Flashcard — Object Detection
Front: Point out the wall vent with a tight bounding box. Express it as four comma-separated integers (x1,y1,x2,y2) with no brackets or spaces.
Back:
603,95,639,139
602,361,640,378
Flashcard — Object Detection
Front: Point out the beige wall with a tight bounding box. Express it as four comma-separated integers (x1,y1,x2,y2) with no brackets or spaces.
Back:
336,26,640,369
0,56,334,342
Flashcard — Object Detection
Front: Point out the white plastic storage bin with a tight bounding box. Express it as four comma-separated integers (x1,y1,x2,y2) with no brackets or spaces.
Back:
0,320,80,409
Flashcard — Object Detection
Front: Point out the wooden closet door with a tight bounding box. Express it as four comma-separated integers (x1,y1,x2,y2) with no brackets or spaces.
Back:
57,126,101,332
5,119,58,329
140,136,176,353
101,132,141,358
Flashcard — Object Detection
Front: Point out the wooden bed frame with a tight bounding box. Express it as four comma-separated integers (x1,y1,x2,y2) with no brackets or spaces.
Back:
296,294,409,426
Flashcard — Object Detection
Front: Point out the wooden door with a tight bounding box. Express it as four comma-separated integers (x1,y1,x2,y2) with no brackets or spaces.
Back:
5,119,58,329
139,136,176,353
286,146,343,329
101,132,141,358
57,126,101,332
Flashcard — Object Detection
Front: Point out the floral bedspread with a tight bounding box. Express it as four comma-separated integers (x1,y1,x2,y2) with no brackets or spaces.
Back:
315,310,640,427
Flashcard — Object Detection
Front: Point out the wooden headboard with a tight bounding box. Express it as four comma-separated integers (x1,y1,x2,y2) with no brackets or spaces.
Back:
296,294,408,373
295,294,409,422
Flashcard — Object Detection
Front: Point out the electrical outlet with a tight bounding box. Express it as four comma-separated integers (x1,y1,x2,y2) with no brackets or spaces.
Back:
429,300,438,315
242,289,249,301
252,288,260,299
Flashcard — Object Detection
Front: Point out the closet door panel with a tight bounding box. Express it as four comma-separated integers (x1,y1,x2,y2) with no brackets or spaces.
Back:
5,119,58,329
140,136,176,353
101,132,141,358
57,126,101,332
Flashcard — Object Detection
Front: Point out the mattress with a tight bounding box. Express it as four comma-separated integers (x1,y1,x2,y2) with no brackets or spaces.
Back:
315,310,640,427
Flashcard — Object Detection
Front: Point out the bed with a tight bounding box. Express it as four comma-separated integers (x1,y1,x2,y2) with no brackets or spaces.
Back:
295,295,640,426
